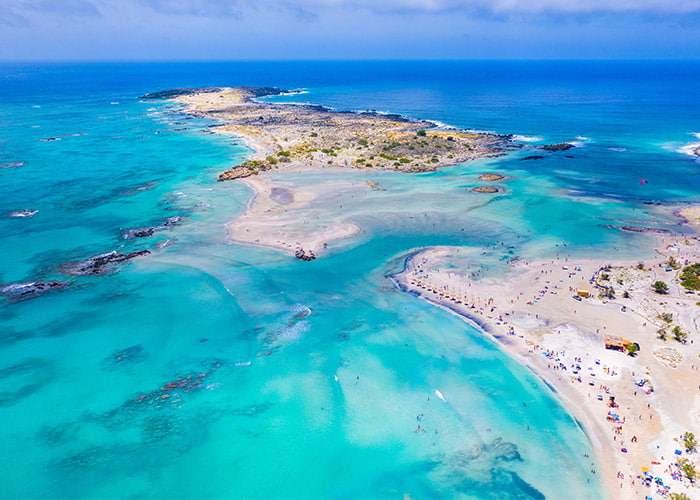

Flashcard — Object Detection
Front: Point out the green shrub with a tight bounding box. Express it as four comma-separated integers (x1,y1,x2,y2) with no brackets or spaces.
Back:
680,263,700,290
652,281,669,294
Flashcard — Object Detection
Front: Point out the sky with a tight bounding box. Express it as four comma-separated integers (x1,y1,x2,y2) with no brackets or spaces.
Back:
1,0,700,61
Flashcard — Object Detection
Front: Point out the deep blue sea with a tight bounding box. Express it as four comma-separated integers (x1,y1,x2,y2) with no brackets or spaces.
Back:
1,61,699,499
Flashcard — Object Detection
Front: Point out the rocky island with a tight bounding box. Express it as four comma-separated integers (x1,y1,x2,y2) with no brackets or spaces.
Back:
145,87,509,180
144,87,512,259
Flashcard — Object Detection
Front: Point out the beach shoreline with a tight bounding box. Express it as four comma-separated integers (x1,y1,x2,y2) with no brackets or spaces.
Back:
391,220,700,499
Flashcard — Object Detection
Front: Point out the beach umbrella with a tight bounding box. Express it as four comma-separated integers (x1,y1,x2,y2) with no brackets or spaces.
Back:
641,467,649,472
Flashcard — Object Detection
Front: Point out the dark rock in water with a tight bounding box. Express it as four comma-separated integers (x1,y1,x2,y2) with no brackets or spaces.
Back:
0,161,24,168
295,248,316,261
540,143,575,152
472,186,500,193
643,201,662,206
0,280,70,302
140,88,221,99
7,209,38,218
62,250,151,276
520,155,544,161
123,216,184,239
565,155,574,158
123,227,155,239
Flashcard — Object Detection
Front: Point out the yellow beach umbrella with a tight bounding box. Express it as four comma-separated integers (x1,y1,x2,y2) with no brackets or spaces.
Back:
641,467,649,472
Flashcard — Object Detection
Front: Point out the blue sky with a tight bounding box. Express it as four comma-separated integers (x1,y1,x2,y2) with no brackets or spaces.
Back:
2,0,700,60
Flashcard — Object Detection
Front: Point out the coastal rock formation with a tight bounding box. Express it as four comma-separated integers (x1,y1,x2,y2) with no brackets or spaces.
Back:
540,143,575,152
62,250,151,276
162,87,509,179
140,88,222,99
520,155,544,161
694,146,700,158
472,186,500,193
478,173,505,181
217,166,259,181
123,216,183,239
0,280,70,302
294,248,316,261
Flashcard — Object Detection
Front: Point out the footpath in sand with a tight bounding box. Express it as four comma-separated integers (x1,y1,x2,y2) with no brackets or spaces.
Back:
393,212,700,500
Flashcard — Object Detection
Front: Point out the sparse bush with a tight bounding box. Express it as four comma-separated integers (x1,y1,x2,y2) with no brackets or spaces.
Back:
672,325,687,343
652,281,669,294
680,263,700,291
659,312,673,323
683,432,697,452
416,129,427,137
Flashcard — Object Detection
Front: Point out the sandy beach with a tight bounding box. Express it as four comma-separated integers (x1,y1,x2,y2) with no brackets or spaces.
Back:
392,220,700,499
226,175,362,257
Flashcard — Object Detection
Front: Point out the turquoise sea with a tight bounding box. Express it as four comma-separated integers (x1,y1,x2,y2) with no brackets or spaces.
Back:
1,61,699,499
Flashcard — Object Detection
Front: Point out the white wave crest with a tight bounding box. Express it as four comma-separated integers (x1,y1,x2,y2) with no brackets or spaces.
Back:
428,120,457,130
676,132,700,159
512,135,543,143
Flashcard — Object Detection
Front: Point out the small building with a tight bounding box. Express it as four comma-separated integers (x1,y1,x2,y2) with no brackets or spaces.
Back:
605,336,640,353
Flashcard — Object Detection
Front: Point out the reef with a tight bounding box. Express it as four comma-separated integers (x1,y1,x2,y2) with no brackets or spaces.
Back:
0,280,71,302
478,173,505,181
61,250,151,276
540,143,575,152
123,216,183,239
472,186,500,193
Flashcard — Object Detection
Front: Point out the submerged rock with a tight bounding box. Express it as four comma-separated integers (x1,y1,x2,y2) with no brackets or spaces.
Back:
603,224,672,235
520,155,544,161
101,345,148,368
62,250,151,276
7,209,38,218
0,161,24,169
0,280,70,302
295,248,316,261
540,143,575,152
123,216,183,239
478,173,504,181
472,186,500,193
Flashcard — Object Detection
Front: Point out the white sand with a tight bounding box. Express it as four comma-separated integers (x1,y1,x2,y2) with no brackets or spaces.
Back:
226,175,362,257
393,227,700,499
